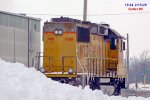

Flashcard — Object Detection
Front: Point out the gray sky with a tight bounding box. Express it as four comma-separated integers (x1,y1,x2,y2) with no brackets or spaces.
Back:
0,0,150,58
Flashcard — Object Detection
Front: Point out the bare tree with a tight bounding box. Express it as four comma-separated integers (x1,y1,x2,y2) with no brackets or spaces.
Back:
139,50,150,68
129,50,150,84
139,51,150,85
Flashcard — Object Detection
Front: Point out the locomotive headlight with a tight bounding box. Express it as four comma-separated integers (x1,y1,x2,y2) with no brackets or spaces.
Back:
68,68,73,74
54,30,59,35
58,30,63,35
54,29,63,35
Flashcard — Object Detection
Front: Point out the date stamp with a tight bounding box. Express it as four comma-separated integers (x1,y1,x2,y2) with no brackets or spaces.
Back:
125,3,148,11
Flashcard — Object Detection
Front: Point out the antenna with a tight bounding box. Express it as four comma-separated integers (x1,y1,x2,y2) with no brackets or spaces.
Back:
83,0,87,21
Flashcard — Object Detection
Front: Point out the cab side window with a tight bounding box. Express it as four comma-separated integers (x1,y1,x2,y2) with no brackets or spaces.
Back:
110,38,117,50
77,27,90,42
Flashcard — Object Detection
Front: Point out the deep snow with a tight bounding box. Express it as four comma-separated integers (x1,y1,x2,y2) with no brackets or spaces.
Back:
0,59,149,100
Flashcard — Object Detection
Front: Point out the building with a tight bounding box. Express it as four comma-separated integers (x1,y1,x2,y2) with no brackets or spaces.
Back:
0,11,41,67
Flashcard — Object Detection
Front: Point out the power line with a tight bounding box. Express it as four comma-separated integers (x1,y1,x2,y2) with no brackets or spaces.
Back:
26,11,150,16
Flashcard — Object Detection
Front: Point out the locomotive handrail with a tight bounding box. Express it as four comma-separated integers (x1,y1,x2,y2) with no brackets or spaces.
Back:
33,54,78,74
62,56,88,73
32,52,52,71
77,57,88,73
33,54,118,77
62,56,77,74
84,57,118,77
85,57,118,60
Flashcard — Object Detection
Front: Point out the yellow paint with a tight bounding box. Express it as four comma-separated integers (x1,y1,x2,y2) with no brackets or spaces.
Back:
43,32,77,77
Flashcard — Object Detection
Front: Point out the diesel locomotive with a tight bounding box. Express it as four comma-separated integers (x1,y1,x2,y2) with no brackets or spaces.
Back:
33,17,127,95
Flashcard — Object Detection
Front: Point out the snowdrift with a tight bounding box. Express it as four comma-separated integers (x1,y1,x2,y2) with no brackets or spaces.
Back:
0,59,149,100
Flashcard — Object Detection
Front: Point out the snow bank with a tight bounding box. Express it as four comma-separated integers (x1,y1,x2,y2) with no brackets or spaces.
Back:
130,83,150,90
0,59,149,100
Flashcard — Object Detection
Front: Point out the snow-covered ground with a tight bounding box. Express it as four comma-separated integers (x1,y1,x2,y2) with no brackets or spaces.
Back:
0,59,150,100
129,83,150,90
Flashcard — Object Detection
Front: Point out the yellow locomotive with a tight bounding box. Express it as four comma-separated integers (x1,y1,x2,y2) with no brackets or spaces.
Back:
34,17,126,94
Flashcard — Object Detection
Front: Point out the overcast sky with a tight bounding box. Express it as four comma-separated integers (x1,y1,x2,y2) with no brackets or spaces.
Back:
0,0,150,58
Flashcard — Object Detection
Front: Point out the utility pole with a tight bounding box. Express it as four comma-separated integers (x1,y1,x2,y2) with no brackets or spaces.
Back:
127,34,129,89
83,0,87,21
